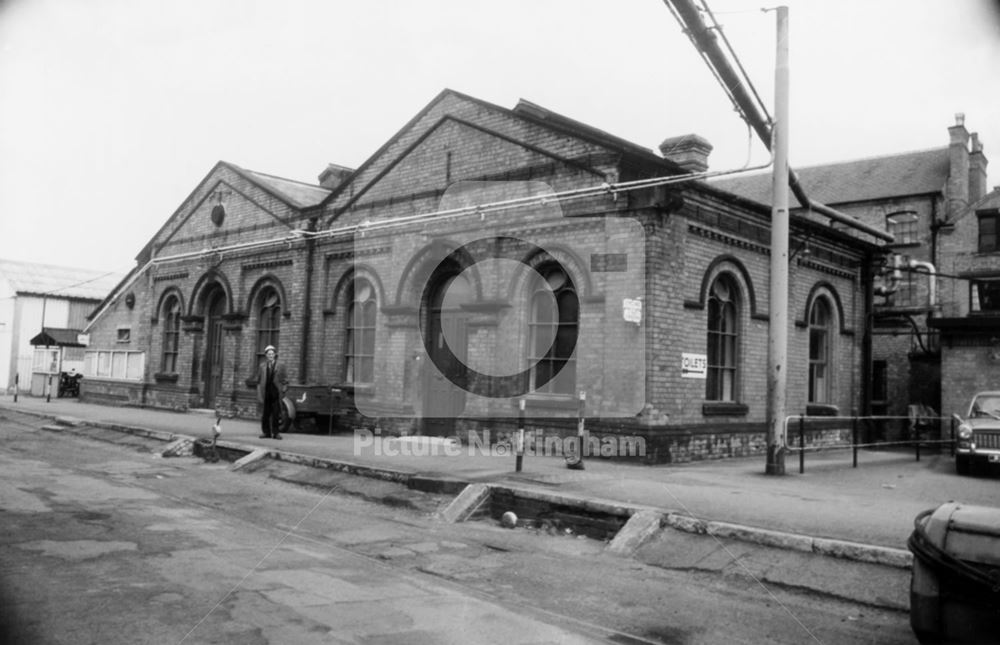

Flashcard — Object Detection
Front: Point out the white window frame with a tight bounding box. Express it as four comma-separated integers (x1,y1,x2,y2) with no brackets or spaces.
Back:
32,348,60,373
84,350,145,381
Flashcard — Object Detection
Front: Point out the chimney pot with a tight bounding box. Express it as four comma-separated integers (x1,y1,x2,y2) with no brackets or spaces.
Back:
659,134,713,173
947,114,972,218
969,131,989,202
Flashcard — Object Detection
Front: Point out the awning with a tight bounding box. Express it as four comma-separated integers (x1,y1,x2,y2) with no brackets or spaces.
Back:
30,327,86,348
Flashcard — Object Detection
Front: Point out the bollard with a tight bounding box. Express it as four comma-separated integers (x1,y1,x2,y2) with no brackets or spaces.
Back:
566,391,586,470
46,374,53,403
798,415,805,474
852,417,858,468
13,373,18,403
915,420,921,462
515,399,525,473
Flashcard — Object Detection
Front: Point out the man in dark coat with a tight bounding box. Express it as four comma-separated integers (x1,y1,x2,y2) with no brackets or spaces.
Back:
256,345,288,439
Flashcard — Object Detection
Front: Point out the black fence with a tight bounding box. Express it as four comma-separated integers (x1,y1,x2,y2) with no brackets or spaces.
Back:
784,414,955,474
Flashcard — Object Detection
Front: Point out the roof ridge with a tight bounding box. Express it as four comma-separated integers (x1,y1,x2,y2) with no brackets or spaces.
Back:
243,168,329,189
0,257,117,275
709,146,950,183
794,145,949,171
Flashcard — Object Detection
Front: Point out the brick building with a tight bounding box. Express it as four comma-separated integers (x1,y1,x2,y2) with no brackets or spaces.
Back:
83,90,887,462
713,114,991,425
930,181,1000,417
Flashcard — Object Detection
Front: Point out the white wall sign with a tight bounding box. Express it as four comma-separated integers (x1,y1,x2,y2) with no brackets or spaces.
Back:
681,353,707,379
622,298,642,324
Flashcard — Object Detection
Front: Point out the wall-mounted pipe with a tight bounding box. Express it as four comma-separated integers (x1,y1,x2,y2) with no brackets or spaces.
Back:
909,259,937,308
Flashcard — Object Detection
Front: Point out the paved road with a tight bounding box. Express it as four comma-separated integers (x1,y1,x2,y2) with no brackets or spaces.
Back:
1,410,914,644
3,395,998,550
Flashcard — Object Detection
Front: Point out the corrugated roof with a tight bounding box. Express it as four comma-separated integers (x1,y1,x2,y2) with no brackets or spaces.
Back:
709,147,951,206
0,258,123,300
240,169,332,209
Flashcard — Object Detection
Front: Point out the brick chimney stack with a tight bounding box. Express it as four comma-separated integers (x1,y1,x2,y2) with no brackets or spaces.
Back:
659,134,713,173
969,132,988,203
947,113,970,220
318,163,354,190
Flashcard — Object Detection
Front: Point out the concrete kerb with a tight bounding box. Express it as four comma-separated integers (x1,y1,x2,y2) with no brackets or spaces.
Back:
13,403,468,495
669,513,913,569
459,484,914,570
11,406,915,570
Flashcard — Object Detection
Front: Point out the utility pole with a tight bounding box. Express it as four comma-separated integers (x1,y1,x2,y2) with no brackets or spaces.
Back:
766,5,789,475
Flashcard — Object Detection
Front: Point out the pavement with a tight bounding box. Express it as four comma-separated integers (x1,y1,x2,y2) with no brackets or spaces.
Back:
3,394,997,569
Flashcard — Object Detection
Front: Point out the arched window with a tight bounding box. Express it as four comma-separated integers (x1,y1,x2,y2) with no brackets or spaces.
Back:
528,265,577,395
808,298,832,404
161,295,181,373
706,275,739,401
345,279,376,384
256,288,281,363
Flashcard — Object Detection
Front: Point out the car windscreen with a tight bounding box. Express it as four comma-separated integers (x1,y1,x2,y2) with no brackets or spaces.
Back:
971,395,1000,418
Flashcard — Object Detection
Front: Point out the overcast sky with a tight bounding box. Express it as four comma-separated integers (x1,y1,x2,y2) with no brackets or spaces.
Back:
1,0,998,274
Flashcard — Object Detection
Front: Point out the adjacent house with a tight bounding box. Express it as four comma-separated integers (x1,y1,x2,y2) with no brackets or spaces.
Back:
0,259,121,395
931,182,1000,418
81,89,889,462
712,114,991,430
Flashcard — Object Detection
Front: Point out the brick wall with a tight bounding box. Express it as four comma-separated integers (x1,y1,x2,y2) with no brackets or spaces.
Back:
82,91,874,462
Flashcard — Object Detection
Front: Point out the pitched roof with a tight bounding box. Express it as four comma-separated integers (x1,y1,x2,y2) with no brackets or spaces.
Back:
30,327,86,347
709,147,951,206
238,168,332,209
511,99,670,168
0,258,123,300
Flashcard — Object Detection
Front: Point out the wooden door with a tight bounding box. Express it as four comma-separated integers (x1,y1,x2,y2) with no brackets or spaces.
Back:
202,290,225,408
423,274,470,436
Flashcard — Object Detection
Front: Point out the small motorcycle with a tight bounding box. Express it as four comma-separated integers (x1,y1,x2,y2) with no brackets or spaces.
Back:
58,371,83,397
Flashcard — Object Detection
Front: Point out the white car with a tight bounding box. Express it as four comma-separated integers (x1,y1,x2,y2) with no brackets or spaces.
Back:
952,391,1000,475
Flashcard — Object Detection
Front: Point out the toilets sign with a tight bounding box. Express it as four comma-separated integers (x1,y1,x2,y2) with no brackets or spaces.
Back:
681,353,707,379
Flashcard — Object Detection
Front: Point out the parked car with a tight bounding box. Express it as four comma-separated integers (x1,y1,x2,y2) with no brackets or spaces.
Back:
952,391,1000,475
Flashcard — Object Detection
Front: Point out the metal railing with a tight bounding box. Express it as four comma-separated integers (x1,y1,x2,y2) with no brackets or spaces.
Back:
783,414,955,474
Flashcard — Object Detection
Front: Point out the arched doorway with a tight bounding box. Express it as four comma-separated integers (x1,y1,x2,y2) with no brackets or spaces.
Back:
423,269,472,436
202,287,226,408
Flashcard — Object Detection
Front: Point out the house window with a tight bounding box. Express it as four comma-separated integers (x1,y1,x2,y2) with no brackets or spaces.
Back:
528,265,577,395
893,254,916,307
345,279,376,384
161,296,181,373
83,350,145,380
808,298,832,404
886,211,919,245
255,289,281,364
706,275,739,401
970,278,1000,314
32,348,59,373
116,327,131,344
978,210,999,253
